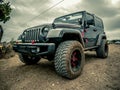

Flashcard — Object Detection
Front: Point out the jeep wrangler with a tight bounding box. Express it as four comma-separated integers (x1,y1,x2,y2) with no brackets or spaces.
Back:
13,11,109,79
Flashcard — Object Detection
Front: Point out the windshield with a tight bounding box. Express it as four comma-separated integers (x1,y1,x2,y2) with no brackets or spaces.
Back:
54,12,82,25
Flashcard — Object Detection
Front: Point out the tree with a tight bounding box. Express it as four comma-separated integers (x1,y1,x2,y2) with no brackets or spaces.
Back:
0,0,12,23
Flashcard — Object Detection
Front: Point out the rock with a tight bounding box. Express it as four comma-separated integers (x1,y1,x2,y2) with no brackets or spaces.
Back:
52,83,55,86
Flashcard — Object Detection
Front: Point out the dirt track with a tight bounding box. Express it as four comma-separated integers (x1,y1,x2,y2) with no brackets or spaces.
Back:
0,44,120,90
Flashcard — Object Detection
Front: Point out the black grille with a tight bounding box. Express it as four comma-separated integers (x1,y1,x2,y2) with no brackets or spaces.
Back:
22,28,42,43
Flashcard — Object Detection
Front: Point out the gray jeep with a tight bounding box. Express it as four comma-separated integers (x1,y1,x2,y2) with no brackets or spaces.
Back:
13,11,109,79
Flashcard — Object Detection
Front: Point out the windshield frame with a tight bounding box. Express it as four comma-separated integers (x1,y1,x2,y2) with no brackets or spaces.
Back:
53,11,83,25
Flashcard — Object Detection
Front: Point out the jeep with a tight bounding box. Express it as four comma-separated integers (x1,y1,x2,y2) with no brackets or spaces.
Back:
13,11,109,79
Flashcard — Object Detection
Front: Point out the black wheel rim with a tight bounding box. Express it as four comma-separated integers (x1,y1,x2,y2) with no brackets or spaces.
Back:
71,50,81,72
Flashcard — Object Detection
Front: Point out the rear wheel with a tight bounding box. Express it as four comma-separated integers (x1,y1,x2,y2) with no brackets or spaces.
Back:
96,39,109,58
54,41,85,79
18,54,40,65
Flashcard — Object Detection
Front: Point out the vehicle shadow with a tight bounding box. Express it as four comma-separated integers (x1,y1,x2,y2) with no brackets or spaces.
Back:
9,51,98,78
9,51,99,76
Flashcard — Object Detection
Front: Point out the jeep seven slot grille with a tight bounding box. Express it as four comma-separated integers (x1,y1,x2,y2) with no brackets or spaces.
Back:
23,28,41,43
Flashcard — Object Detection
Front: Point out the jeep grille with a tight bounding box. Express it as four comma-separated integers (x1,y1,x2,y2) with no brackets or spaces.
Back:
22,28,42,43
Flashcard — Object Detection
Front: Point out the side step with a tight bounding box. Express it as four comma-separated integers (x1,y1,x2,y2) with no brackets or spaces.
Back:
84,46,98,51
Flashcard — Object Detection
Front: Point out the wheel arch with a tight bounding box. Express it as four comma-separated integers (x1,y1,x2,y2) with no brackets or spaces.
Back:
47,29,85,48
96,34,107,46
62,33,85,48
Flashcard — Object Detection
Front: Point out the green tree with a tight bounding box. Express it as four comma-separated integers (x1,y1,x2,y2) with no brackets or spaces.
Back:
0,0,12,23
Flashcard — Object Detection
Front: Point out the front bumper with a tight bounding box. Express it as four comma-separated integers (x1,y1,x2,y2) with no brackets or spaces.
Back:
13,43,55,56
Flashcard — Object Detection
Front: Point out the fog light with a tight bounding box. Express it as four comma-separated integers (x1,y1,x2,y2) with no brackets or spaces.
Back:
31,49,36,53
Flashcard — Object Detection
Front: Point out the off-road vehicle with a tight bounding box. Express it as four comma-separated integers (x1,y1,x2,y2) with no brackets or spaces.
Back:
13,11,109,79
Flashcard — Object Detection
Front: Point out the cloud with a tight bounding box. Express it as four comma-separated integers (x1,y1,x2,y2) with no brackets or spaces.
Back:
74,0,120,33
105,15,120,30
75,0,119,18
1,0,120,41
106,29,120,40
2,0,53,41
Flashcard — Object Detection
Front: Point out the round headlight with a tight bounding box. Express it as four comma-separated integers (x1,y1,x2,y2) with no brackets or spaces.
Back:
42,27,49,36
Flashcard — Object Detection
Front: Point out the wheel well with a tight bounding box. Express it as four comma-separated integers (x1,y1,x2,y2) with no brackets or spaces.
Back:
96,35,107,46
102,36,106,39
62,33,84,46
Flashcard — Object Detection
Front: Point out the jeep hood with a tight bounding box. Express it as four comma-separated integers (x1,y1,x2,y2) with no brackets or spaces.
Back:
53,23,81,29
26,23,81,30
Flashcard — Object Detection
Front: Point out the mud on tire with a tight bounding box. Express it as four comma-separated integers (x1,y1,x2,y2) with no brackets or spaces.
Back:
96,39,109,58
19,54,40,65
54,41,85,79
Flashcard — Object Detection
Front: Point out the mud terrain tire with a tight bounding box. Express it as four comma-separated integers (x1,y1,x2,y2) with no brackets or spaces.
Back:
54,41,85,79
96,39,109,58
19,54,40,65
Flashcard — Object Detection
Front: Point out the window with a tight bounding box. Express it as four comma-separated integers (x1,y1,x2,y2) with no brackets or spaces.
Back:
86,13,94,26
95,16,103,28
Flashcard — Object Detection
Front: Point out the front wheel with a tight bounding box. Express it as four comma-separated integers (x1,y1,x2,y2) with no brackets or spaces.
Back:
18,54,41,65
54,41,85,79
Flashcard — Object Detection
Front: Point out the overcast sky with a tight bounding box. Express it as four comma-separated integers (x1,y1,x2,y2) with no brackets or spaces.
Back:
1,0,120,41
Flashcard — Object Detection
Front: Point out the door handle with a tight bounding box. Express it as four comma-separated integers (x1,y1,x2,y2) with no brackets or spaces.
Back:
93,29,97,32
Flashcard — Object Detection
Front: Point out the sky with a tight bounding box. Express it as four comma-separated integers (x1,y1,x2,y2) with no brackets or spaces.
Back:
1,0,120,41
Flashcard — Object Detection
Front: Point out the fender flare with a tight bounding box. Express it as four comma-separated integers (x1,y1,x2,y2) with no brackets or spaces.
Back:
96,34,107,46
47,29,85,48
47,29,64,38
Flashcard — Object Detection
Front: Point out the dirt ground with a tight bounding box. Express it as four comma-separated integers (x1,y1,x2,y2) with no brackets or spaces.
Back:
0,44,120,90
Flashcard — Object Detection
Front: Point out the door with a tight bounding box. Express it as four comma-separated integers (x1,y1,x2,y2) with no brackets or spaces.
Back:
84,13,99,48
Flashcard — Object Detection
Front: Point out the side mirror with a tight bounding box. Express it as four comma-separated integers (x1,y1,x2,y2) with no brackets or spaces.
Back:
87,19,94,25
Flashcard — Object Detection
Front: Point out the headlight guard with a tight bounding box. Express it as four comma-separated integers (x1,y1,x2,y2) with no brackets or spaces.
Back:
41,26,50,36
